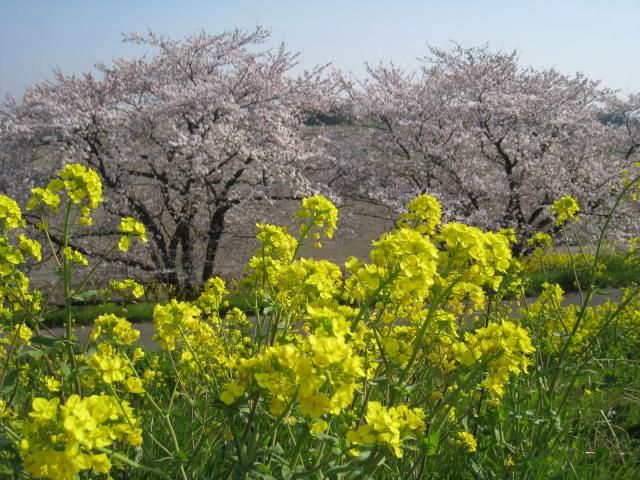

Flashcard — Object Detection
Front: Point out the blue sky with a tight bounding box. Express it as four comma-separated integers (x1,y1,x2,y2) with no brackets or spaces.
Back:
1,0,639,99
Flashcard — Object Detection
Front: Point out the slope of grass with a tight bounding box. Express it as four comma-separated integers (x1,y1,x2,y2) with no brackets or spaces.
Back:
522,248,639,296
38,293,265,327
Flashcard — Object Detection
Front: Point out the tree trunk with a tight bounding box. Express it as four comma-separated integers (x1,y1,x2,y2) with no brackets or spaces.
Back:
180,223,196,296
201,204,231,284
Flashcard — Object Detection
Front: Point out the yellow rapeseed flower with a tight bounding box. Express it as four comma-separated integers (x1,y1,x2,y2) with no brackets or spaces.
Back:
109,278,145,299
452,431,478,453
397,194,442,234
310,419,329,435
18,234,42,262
26,186,61,212
45,377,62,393
62,247,88,266
58,164,103,209
0,194,24,231
118,217,147,252
295,194,339,239
551,196,580,225
21,394,141,479
347,401,425,458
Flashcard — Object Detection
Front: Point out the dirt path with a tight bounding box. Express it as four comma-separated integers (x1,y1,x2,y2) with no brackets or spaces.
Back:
523,289,623,310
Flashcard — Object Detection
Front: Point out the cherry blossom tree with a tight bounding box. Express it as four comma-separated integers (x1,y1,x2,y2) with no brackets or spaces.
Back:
608,93,640,162
1,27,332,292
339,45,633,250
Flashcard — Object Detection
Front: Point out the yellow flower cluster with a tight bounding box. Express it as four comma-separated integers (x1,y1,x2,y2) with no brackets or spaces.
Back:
397,194,442,234
20,395,141,480
527,232,553,250
45,376,62,392
246,224,298,290
108,278,145,299
523,249,603,288
58,164,103,209
0,194,25,231
437,223,514,291
0,231,40,315
12,323,33,344
447,281,487,315
88,344,144,393
246,226,345,318
220,382,245,405
304,304,363,339
18,234,42,261
452,321,535,401
91,313,141,345
26,186,60,212
551,196,580,225
294,194,339,245
521,283,571,354
0,232,41,273
28,164,103,226
0,399,16,419
62,247,88,266
346,401,425,458
85,314,144,394
237,315,364,418
0,237,25,276
153,299,240,376
421,309,462,372
118,217,147,252
379,325,416,367
613,289,640,345
269,258,343,313
255,223,298,262
451,430,478,453
196,276,228,315
0,273,38,319
153,299,204,352
344,228,438,305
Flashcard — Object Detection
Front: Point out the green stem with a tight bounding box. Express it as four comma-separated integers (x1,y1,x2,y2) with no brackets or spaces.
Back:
548,173,640,395
72,243,119,295
399,281,458,386
62,202,74,349
95,447,172,479
60,201,82,395
288,424,310,470
0,320,24,390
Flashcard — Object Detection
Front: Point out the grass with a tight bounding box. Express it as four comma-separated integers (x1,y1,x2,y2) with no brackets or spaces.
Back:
41,302,156,327
37,293,265,327
522,248,639,297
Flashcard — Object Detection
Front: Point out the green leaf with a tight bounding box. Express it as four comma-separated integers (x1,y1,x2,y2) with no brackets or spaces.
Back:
355,448,371,461
30,334,61,347
314,433,339,445
175,450,188,464
71,289,99,302
0,369,19,395
280,465,292,480
59,363,71,380
423,431,440,456
19,349,45,360
270,442,285,455
325,463,360,475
